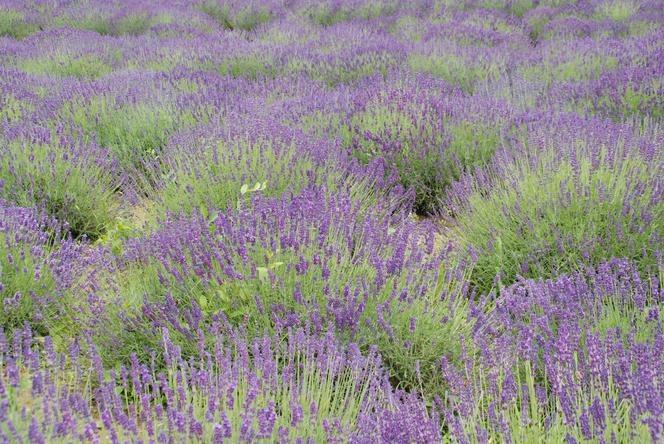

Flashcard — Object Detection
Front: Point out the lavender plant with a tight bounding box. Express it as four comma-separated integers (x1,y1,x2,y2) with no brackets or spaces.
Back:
324,82,508,215
449,113,662,294
434,259,663,443
0,325,441,443
0,7,38,39
0,135,121,240
0,203,86,336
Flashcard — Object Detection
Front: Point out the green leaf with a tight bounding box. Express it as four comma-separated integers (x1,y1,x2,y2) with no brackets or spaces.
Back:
216,288,229,304
269,261,284,270
198,295,208,309
240,184,249,195
230,309,243,319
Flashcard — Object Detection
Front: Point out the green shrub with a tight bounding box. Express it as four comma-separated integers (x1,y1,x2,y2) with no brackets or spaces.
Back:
452,143,663,295
59,95,199,189
339,101,502,215
17,53,113,79
200,2,273,31
217,55,276,79
0,9,38,39
408,53,501,94
0,138,121,240
151,133,335,221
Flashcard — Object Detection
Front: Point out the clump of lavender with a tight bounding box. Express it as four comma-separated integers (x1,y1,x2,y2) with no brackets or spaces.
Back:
449,111,662,294
53,70,231,192
0,5,39,39
300,76,511,215
6,29,118,79
0,133,121,240
63,184,474,400
149,118,343,221
434,258,663,443
198,0,278,32
0,203,81,336
0,324,440,443
284,23,405,87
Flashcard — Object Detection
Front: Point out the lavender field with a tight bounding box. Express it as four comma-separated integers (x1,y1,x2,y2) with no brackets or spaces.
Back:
0,0,662,442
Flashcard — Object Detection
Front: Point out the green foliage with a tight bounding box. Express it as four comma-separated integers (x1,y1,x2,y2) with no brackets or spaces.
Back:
0,221,55,336
200,2,273,31
17,53,113,79
217,55,276,79
94,220,137,257
339,102,501,214
0,9,38,39
453,145,663,295
59,95,198,188
0,139,121,240
521,54,619,88
0,94,33,127
151,135,335,222
407,53,501,93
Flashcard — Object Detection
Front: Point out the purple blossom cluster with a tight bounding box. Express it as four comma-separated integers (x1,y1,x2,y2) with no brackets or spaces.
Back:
1,325,441,443
0,0,662,442
436,258,663,442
